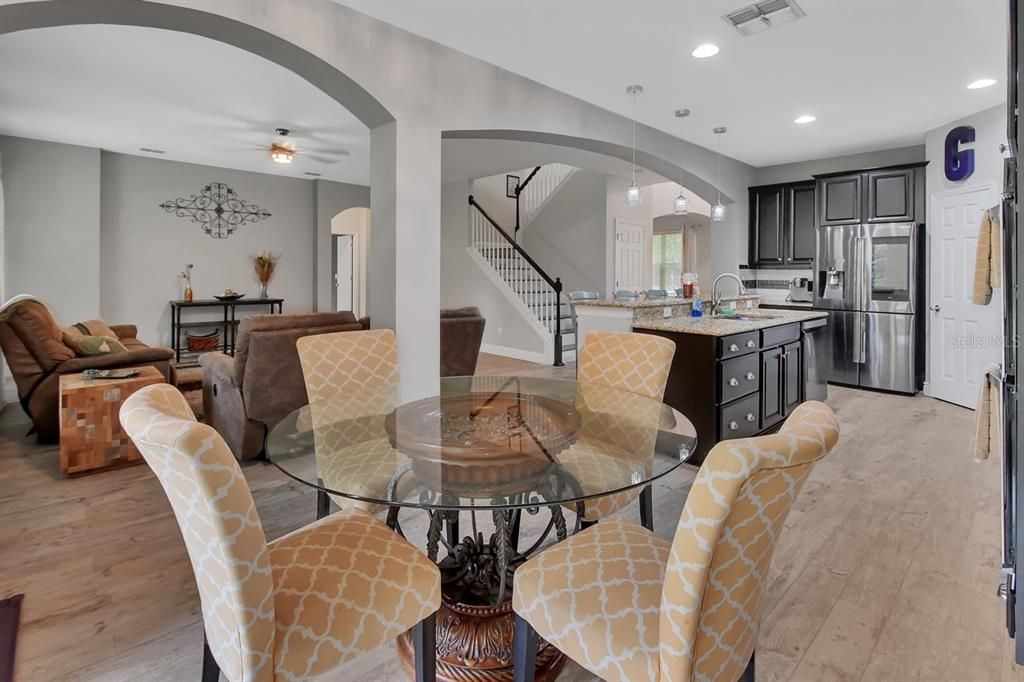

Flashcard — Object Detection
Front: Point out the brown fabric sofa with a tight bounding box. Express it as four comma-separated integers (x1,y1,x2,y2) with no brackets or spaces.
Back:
441,307,486,377
0,299,175,443
199,311,369,460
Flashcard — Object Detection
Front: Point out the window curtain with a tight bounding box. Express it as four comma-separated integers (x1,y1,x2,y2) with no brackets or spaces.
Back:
683,225,698,274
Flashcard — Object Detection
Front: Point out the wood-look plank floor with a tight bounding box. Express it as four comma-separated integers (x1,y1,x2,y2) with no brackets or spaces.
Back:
0,353,1018,681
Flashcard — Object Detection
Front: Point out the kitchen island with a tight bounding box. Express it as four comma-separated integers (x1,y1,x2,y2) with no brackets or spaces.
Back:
635,309,829,463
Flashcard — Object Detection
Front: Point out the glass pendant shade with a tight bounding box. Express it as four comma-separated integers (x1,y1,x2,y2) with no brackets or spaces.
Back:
711,201,726,222
673,191,688,215
626,181,642,206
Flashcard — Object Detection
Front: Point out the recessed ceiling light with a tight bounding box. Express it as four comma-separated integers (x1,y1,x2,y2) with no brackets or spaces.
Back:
692,43,720,59
967,78,997,90
794,115,816,124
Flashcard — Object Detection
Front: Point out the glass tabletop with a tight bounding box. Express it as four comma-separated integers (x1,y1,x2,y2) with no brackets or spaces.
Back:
265,375,697,511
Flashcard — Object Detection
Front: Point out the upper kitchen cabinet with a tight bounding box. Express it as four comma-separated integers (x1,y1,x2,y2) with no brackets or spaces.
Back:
748,180,815,267
816,162,926,226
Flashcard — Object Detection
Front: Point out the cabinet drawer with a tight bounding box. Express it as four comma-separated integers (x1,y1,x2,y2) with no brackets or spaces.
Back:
761,323,800,349
718,331,759,358
719,394,760,440
719,353,760,404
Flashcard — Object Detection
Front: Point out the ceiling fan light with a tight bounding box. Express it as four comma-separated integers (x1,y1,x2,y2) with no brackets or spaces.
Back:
626,181,642,206
711,201,726,222
270,144,293,164
673,192,688,215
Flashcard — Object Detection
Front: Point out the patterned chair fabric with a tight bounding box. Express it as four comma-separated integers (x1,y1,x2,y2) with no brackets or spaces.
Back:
514,401,840,682
296,330,401,512
120,384,440,682
569,330,676,521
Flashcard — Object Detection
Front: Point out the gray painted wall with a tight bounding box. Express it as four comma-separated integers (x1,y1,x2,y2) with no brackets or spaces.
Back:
100,151,318,345
0,135,101,323
522,170,608,294
441,179,545,356
752,145,926,185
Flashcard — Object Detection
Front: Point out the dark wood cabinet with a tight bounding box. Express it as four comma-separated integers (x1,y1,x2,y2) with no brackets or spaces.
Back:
639,321,813,464
750,186,784,264
748,181,815,267
816,163,926,227
865,168,915,222
818,175,862,226
760,346,784,430
788,183,816,264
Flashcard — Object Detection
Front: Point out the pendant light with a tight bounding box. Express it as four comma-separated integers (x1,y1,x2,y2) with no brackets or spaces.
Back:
673,108,690,215
711,126,727,222
625,84,644,206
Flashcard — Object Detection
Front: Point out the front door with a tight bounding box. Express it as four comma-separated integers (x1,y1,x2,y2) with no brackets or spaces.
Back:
928,184,1003,407
614,220,644,290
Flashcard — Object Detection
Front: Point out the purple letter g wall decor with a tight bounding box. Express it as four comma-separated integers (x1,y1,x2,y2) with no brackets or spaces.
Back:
944,125,976,181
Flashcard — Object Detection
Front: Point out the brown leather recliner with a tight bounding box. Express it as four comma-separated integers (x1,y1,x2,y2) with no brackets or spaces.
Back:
441,306,486,377
199,311,369,460
0,299,175,443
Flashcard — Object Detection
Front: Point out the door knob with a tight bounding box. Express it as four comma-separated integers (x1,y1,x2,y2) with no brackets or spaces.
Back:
929,305,941,312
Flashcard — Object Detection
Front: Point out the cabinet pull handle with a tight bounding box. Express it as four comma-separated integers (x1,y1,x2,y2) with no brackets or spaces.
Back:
746,372,756,381
729,420,739,430
729,377,739,386
746,412,756,422
746,340,756,348
729,343,740,352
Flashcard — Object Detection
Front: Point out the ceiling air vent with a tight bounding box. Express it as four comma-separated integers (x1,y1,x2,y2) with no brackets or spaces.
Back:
723,0,806,36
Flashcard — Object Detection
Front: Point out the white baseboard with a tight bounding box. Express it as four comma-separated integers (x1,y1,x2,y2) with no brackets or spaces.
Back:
480,343,551,366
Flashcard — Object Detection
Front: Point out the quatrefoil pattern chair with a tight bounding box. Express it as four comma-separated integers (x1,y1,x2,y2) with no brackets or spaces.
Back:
513,401,840,682
296,329,403,516
120,384,441,682
562,330,676,529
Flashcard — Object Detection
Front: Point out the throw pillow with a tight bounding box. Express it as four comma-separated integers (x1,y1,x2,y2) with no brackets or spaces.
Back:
62,330,127,356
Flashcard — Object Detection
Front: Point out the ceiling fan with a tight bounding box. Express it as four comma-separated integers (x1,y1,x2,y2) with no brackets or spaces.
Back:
268,127,349,165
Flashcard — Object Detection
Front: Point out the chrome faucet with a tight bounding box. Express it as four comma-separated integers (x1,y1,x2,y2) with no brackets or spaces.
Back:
711,273,747,316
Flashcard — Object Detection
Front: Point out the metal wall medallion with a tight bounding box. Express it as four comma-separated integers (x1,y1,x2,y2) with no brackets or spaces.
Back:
159,182,271,239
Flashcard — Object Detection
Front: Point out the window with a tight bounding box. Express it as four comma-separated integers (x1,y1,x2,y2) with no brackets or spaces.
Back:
652,232,683,290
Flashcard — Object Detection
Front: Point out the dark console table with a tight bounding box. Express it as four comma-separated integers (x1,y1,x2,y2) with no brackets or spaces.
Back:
169,298,284,366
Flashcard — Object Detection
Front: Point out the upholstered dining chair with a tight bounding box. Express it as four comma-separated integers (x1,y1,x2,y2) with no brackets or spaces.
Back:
561,330,676,531
296,329,402,519
511,401,840,682
120,384,441,682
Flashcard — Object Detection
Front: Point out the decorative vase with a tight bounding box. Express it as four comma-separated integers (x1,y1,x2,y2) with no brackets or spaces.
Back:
258,283,268,298
184,286,193,303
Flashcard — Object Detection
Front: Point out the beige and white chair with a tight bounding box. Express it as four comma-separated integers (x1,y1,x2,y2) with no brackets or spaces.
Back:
512,401,840,682
120,384,441,682
296,329,402,519
562,330,676,531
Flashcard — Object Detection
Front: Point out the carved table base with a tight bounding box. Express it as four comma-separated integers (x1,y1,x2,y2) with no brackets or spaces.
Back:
397,595,565,682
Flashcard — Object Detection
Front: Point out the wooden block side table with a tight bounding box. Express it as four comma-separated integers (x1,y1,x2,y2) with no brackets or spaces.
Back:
59,366,166,476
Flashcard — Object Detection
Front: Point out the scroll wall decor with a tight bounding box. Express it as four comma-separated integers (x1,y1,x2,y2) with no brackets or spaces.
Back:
159,182,271,239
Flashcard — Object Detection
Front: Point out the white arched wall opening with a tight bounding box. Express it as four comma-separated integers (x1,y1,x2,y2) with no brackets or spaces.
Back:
1,0,756,379
330,207,371,317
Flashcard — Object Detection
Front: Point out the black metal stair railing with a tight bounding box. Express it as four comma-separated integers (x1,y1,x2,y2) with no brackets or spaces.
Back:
468,195,565,367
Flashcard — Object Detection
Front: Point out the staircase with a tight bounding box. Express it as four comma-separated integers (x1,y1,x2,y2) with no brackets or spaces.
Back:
468,196,574,366
513,163,576,233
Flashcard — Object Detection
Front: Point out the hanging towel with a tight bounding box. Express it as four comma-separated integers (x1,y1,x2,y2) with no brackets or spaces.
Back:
970,362,1003,462
972,209,1002,305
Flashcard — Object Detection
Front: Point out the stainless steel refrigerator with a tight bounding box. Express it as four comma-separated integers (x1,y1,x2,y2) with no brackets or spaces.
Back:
813,222,924,394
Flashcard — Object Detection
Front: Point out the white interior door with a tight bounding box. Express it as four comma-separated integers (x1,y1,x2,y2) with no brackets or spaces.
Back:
928,184,1002,407
614,220,644,290
334,234,354,313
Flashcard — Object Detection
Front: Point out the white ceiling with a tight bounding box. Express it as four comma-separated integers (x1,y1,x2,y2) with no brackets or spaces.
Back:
342,0,1008,167
0,25,371,184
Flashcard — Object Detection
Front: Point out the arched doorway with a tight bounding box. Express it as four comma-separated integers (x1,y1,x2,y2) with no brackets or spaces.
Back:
331,207,371,316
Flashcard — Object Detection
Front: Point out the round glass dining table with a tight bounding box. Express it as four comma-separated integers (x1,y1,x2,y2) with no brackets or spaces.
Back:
265,374,696,682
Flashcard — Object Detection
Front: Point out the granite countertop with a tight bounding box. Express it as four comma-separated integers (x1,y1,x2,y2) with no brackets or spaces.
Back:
633,308,828,336
573,293,760,309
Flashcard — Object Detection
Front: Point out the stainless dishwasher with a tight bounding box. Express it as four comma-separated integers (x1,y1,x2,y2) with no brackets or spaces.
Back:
802,317,829,402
